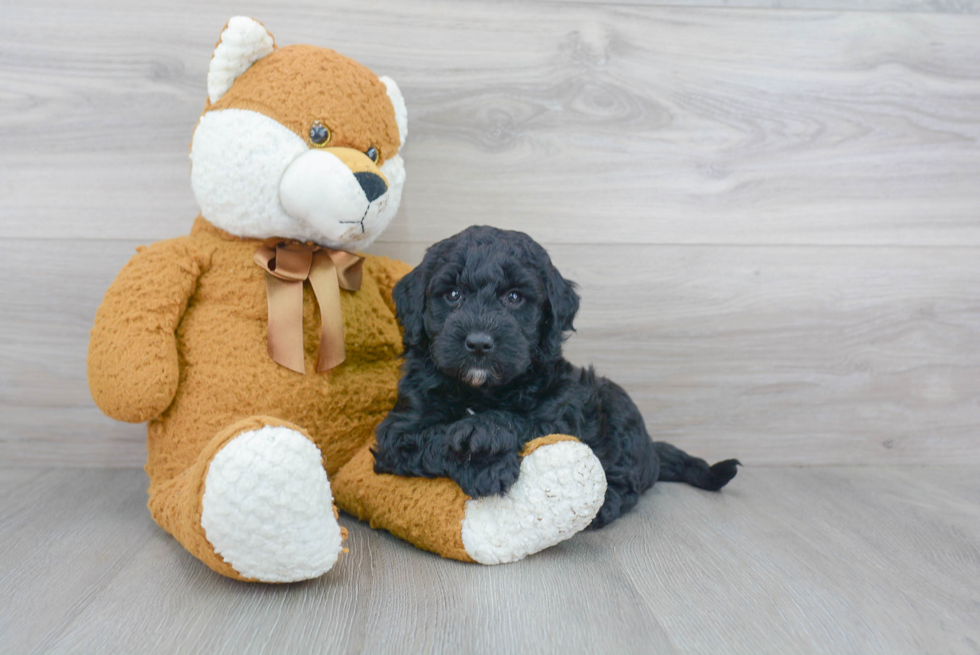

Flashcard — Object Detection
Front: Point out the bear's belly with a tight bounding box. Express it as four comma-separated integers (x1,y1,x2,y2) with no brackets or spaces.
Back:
146,272,402,482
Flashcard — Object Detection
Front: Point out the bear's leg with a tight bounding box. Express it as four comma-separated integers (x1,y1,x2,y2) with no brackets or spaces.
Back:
148,416,345,583
331,434,607,565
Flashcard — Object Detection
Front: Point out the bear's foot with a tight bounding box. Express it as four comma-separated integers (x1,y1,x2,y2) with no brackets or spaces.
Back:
331,435,606,565
460,436,607,565
200,425,344,582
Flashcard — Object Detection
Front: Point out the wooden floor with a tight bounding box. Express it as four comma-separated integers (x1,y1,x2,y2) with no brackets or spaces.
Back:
1,466,978,654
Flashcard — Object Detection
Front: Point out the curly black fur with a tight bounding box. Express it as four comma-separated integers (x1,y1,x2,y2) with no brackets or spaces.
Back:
373,226,739,528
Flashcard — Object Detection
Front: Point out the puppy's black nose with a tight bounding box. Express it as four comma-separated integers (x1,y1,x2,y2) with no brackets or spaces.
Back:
354,172,388,202
465,332,495,355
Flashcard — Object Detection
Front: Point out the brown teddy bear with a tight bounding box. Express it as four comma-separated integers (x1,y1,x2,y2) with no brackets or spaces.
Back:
88,17,607,583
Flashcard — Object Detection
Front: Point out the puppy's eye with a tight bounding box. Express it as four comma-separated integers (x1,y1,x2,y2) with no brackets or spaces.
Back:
309,121,331,147
445,289,462,304
504,291,524,305
365,146,379,163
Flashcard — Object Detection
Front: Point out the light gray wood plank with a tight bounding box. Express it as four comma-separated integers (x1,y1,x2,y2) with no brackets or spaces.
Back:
549,243,980,466
609,466,980,654
0,469,157,654
27,475,677,655
0,468,47,496
0,238,147,467
4,238,977,467
529,0,980,13
1,2,978,245
2,466,978,654
913,466,980,504
351,532,678,655
30,510,381,655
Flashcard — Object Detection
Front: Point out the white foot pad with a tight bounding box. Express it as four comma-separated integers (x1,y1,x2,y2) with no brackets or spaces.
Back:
201,426,343,582
461,440,607,565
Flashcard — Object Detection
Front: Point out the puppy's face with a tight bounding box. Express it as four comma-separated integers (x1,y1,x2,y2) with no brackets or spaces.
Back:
394,226,579,387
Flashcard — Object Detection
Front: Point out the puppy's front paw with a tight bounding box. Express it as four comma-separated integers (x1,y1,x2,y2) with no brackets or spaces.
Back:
446,419,511,459
460,438,607,565
452,451,522,498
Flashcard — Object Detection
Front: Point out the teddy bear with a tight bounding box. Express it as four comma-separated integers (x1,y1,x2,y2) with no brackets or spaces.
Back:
87,17,608,583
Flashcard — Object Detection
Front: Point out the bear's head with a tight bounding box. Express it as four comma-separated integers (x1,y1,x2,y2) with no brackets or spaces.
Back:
190,17,407,250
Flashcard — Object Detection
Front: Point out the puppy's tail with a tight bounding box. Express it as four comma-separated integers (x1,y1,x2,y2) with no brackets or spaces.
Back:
653,442,740,491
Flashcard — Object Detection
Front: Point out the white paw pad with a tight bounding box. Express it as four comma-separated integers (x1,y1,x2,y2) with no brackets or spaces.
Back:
461,440,607,565
201,426,343,582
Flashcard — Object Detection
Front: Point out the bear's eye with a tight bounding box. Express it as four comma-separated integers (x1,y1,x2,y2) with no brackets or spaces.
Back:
309,121,331,147
365,147,379,163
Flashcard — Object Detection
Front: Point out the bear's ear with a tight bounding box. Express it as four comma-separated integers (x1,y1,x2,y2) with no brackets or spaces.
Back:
207,17,276,104
379,76,408,148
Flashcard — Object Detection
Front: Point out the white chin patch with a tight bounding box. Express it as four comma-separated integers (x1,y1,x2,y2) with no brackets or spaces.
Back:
463,368,491,387
191,108,404,248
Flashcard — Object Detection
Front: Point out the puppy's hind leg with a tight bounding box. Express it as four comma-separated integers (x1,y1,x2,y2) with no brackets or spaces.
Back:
654,441,740,491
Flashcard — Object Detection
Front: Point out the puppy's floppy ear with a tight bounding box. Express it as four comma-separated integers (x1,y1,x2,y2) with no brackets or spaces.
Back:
393,264,429,352
541,263,580,358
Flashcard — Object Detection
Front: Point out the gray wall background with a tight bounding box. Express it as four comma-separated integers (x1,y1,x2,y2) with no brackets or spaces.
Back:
1,0,978,467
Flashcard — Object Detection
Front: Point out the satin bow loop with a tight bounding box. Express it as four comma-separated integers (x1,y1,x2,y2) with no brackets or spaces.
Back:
254,241,364,373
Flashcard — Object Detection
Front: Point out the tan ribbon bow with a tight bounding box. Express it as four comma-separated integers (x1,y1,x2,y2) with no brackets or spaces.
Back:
254,241,364,373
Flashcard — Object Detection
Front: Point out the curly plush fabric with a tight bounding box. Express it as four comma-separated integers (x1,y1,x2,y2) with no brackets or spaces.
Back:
208,17,275,104
208,45,401,165
201,423,345,582
332,434,608,565
89,20,612,581
332,440,476,563
90,215,609,579
89,218,409,578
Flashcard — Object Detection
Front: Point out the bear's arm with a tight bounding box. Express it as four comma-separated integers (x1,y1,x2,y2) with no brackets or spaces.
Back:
366,255,414,318
87,238,207,423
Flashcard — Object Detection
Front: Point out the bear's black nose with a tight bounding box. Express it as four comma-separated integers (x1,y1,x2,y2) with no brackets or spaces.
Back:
354,172,387,202
465,332,495,355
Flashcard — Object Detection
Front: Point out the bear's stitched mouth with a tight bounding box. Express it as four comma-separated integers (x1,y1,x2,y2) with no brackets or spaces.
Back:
339,194,388,234
338,205,370,233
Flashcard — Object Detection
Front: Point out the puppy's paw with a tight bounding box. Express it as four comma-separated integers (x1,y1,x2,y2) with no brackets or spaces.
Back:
452,451,522,498
446,419,513,459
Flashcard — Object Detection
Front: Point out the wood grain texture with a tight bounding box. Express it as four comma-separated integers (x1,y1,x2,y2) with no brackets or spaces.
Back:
1,466,977,654
1,5,977,652
1,2,978,245
0,3,978,465
551,243,980,465
0,240,147,467
3,239,978,467
521,1,980,13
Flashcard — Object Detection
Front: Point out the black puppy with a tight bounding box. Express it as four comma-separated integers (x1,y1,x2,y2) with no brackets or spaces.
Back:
373,226,739,528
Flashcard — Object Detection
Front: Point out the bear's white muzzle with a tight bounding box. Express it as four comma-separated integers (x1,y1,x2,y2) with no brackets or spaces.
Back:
279,149,390,243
